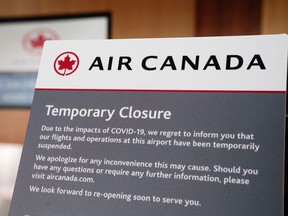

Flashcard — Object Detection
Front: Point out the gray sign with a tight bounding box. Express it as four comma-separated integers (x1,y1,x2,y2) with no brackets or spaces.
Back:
9,89,285,215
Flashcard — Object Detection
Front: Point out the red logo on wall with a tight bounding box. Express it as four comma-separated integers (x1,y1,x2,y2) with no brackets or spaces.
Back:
54,52,80,76
22,28,59,55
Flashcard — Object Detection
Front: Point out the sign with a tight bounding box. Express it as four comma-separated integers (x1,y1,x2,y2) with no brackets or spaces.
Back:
0,13,110,107
0,73,37,107
9,35,288,216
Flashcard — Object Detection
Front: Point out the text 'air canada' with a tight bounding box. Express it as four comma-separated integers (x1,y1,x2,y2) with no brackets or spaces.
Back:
88,55,266,71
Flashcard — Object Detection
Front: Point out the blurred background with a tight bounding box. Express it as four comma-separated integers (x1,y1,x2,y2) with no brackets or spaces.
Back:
0,0,287,215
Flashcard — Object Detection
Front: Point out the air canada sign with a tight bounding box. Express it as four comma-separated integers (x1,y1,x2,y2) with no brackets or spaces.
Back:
88,54,266,71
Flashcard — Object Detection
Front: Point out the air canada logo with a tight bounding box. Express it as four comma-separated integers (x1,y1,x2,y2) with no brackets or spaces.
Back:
54,52,80,76
22,27,59,55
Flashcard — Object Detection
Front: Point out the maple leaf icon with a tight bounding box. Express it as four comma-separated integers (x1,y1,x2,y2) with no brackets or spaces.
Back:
54,52,80,76
30,34,50,48
57,55,76,76
23,27,59,56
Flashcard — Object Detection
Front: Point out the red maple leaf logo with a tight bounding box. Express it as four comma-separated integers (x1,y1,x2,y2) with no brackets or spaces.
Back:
54,52,79,76
57,55,76,76
30,34,50,48
23,27,59,56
